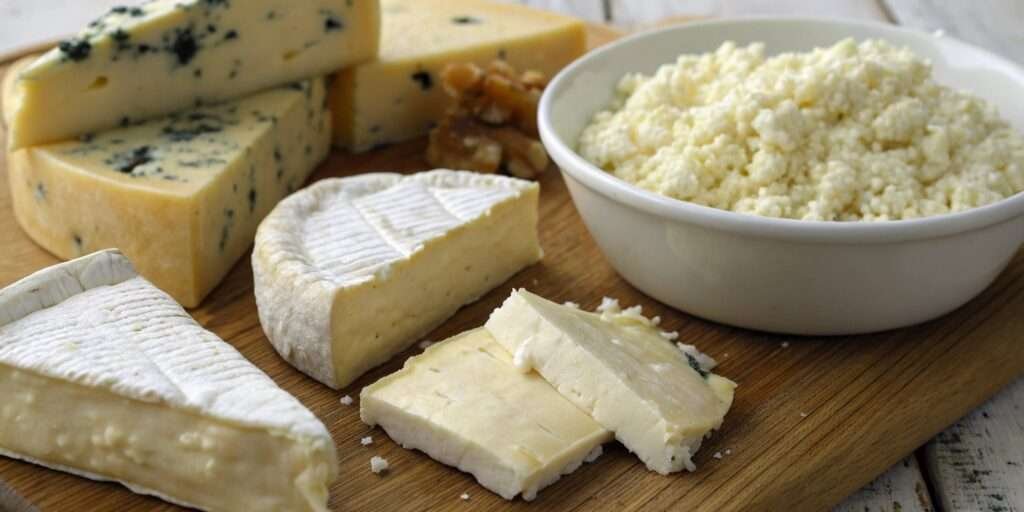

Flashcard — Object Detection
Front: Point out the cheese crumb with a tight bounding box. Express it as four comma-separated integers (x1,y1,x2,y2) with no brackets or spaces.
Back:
800,412,808,418
370,455,389,474
417,340,434,350
725,449,732,456
781,342,791,349
460,493,470,501
361,436,373,446
339,395,354,406
596,297,621,314
579,39,1024,221
713,451,723,460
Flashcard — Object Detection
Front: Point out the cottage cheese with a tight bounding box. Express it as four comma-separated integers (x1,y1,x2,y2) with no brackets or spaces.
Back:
578,39,1024,221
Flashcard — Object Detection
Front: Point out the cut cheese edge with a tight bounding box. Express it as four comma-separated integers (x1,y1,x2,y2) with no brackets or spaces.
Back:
9,0,378,148
4,77,330,308
0,250,337,511
331,0,586,151
1,55,34,128
360,328,611,500
253,170,542,389
485,290,737,474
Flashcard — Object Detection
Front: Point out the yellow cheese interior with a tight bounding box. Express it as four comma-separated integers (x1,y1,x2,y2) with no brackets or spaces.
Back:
330,0,587,151
0,364,335,512
330,185,542,388
6,79,330,307
361,328,611,500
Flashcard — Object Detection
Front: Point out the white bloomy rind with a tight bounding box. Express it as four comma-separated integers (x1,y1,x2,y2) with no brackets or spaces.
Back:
485,289,737,475
253,170,542,389
0,250,337,511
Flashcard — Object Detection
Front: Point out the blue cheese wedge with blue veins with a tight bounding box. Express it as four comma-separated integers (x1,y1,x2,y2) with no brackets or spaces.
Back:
253,170,542,389
7,0,379,149
4,76,330,308
360,327,611,500
0,250,337,512
485,290,737,475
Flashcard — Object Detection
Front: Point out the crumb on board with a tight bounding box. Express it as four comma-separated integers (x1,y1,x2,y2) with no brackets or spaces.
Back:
370,456,389,474
361,436,373,446
340,395,354,406
460,493,470,501
418,340,435,350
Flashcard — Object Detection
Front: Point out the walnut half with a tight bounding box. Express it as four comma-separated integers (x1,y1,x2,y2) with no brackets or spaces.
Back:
427,61,550,179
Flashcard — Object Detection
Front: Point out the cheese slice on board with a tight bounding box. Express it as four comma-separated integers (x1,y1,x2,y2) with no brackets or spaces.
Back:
253,170,542,389
4,77,331,308
330,0,586,151
486,290,737,475
7,0,378,149
0,250,337,512
361,328,611,500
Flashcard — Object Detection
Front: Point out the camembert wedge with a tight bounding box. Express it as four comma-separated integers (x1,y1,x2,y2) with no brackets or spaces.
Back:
486,290,736,475
5,77,331,308
8,0,379,148
0,250,337,512
253,170,542,389
331,0,586,151
361,328,611,500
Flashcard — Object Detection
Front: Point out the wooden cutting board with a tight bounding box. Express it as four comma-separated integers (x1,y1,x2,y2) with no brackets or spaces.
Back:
1,22,1023,512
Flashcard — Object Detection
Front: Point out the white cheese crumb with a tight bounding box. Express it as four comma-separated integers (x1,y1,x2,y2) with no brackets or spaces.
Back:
712,451,723,460
563,301,580,309
339,395,354,406
370,456,389,474
800,412,808,418
651,315,661,326
417,340,434,350
460,493,470,501
725,449,732,456
781,342,790,349
361,436,373,446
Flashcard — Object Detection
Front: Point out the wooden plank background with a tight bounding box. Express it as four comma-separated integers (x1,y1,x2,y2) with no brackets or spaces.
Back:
1,1,1022,511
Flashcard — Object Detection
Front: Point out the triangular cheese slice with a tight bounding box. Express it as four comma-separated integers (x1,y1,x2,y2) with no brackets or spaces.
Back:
0,250,337,512
486,290,736,474
253,170,542,389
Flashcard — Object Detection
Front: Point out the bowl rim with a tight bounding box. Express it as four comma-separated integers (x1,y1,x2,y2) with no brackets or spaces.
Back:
538,16,1024,244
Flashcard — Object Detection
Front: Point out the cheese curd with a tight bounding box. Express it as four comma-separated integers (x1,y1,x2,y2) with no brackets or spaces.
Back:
578,39,1024,221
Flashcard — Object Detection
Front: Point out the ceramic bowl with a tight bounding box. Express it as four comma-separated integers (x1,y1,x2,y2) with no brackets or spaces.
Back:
538,17,1024,335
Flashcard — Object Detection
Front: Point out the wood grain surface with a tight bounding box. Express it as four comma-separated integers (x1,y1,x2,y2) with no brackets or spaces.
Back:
1,23,1023,512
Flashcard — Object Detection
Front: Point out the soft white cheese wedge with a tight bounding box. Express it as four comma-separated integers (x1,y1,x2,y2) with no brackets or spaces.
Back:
253,170,542,389
8,0,379,148
360,328,611,500
0,250,338,512
485,290,737,475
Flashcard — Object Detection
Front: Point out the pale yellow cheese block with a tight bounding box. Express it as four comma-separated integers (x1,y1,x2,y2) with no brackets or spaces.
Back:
3,77,331,308
330,0,586,152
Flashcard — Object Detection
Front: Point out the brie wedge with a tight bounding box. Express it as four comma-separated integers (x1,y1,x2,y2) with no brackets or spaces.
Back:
0,250,338,512
485,290,736,475
360,328,611,500
253,170,542,389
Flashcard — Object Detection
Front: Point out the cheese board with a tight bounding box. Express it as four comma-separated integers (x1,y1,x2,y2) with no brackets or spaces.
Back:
1,21,1023,512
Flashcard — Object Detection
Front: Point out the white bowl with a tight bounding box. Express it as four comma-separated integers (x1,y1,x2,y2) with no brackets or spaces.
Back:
539,17,1024,335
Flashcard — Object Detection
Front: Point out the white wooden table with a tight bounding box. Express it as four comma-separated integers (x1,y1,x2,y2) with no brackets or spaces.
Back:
1,1,1022,511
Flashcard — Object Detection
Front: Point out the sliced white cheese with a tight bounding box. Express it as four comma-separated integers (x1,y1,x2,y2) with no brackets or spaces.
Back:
485,289,737,475
360,328,611,500
0,250,337,512
253,170,542,389
8,0,379,148
4,76,330,308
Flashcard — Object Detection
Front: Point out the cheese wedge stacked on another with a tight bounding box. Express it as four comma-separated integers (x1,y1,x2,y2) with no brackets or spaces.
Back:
361,328,612,500
7,0,380,149
486,290,737,474
253,170,542,389
331,0,586,151
4,75,331,308
0,250,337,512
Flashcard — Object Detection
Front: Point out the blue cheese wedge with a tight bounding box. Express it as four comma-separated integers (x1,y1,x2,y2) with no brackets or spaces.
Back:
331,0,586,151
253,170,542,389
4,77,330,308
0,250,337,512
8,0,378,149
485,290,737,475
360,328,611,500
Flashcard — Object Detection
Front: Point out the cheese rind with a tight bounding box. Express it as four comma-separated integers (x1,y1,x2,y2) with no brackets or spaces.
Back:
485,290,737,475
360,328,611,500
0,250,338,512
8,0,378,149
253,170,542,389
330,0,586,151
5,78,331,308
